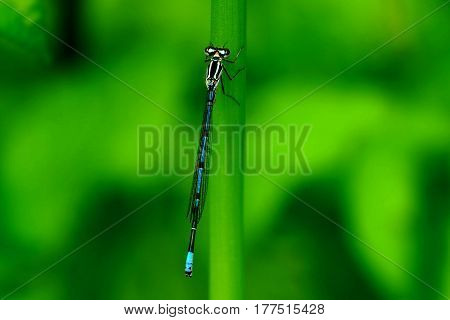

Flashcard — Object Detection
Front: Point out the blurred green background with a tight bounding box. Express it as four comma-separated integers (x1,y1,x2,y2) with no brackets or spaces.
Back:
0,0,449,299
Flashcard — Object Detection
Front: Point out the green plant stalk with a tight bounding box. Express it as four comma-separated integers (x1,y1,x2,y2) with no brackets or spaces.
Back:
208,0,246,299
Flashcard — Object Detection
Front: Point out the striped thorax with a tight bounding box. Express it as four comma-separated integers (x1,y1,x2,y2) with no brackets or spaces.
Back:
204,46,230,91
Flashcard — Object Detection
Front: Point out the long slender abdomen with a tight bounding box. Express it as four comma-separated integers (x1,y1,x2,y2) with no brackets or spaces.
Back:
185,90,215,277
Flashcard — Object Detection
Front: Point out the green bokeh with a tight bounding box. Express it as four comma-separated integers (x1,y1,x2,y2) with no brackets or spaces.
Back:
0,0,448,299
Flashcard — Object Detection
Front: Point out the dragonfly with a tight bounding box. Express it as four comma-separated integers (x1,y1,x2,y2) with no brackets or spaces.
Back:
184,45,243,277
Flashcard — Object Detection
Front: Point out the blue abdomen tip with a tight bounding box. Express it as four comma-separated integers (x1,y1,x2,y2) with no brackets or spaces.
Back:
185,252,194,277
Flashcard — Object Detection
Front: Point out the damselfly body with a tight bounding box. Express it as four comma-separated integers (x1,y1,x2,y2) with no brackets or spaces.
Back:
184,45,243,277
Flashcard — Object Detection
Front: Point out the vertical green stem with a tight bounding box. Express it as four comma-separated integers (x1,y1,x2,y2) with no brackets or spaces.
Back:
209,0,246,299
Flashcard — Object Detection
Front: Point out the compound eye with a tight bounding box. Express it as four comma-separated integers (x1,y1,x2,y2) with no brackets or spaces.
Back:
205,47,216,56
219,49,230,58
218,49,229,57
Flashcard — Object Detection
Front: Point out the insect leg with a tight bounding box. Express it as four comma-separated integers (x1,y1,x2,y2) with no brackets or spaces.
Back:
220,79,240,106
223,66,245,81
